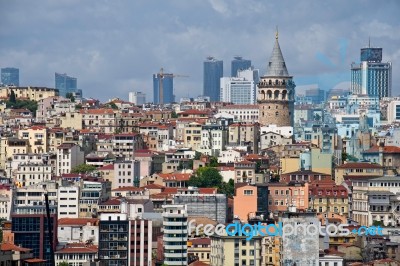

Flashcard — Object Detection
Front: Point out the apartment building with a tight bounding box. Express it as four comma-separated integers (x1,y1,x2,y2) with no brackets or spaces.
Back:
57,218,99,245
58,185,80,218
56,143,85,176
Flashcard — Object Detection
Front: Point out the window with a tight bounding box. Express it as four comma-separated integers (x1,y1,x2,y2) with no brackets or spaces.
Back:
244,190,253,195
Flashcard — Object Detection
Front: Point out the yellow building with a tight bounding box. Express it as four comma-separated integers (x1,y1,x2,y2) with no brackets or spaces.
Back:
18,126,48,153
188,238,211,264
60,112,83,130
262,236,282,266
334,161,383,185
0,137,29,169
0,86,58,101
280,157,300,174
183,122,203,150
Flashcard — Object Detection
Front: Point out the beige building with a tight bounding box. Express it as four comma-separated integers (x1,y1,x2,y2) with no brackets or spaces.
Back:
80,108,117,133
0,137,28,170
334,161,383,185
228,123,260,153
210,233,262,266
262,236,282,266
18,125,48,153
176,121,203,150
187,238,211,264
60,111,83,130
0,86,58,101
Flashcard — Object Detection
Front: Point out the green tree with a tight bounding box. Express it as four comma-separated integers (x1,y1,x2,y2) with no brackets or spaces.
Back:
58,262,69,266
194,151,202,160
188,167,222,188
171,111,178,118
314,113,321,121
372,220,383,227
66,92,75,102
71,164,97,174
108,102,118,109
5,99,38,114
9,90,16,103
208,156,219,167
218,179,234,198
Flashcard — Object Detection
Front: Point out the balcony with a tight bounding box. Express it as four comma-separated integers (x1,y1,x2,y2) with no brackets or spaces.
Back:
163,221,188,226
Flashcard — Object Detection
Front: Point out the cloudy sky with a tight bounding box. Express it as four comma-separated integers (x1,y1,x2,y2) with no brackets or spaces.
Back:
1,0,399,101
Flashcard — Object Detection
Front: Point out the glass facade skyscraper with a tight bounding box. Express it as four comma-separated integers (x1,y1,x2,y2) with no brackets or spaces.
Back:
55,72,78,97
351,47,392,99
203,57,223,102
153,72,174,104
220,68,259,104
1,67,19,86
231,56,251,77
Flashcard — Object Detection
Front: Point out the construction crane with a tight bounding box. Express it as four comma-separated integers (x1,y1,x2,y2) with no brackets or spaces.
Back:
157,68,189,104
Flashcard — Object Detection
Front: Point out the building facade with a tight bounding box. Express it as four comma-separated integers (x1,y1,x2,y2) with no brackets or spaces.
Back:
129,91,146,105
55,72,78,97
153,71,174,104
1,67,19,86
231,56,251,77
351,47,392,99
258,32,295,127
203,56,223,102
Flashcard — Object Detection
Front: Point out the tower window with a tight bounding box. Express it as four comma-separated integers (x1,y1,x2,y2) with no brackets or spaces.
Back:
275,111,279,116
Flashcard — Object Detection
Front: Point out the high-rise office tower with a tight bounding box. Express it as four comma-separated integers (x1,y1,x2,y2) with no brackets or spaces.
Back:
55,72,78,97
258,31,295,127
1,67,19,86
129,91,146,105
203,57,223,102
351,46,392,99
220,68,259,104
231,56,251,77
153,71,174,104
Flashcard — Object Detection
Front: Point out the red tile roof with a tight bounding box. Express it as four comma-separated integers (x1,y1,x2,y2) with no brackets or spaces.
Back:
1,243,31,252
336,162,383,169
189,237,211,246
98,198,121,206
364,145,400,154
24,258,47,263
142,183,165,189
55,244,98,254
58,218,99,226
112,186,144,192
80,108,114,114
157,173,191,181
98,164,114,170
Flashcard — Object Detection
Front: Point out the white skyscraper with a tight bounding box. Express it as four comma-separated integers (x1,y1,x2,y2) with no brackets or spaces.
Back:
220,68,259,104
129,91,146,105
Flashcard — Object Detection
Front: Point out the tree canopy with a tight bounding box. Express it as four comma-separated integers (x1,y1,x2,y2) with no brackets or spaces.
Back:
71,163,97,174
188,167,234,197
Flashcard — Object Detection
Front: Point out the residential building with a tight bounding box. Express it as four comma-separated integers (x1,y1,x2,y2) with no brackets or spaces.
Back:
203,56,223,102
153,70,174,104
0,184,11,220
1,67,19,86
0,86,58,101
351,47,392,99
112,133,145,160
18,125,48,153
79,180,110,218
217,104,259,123
234,160,256,183
98,213,129,266
280,210,319,266
129,218,153,266
15,162,52,187
113,160,140,189
362,145,400,174
0,242,34,265
80,108,116,134
172,187,227,224
188,238,211,264
57,218,99,245
56,143,85,176
268,182,309,213
228,123,260,153
162,204,188,266
55,72,78,97
231,56,251,77
129,91,146,105
258,31,295,127
387,100,400,123
55,243,98,266
210,230,262,266
309,181,349,216
57,185,80,218
334,161,383,185
197,121,228,157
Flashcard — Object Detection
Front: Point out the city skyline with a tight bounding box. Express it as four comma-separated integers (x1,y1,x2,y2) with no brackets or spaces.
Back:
0,1,399,101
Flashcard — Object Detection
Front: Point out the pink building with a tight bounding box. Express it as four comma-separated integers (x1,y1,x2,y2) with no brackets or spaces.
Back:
268,182,309,213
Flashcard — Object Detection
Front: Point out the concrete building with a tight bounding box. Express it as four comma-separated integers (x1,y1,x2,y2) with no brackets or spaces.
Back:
217,104,259,123
113,160,141,189
56,143,85,175
280,210,319,265
58,185,80,218
258,31,295,127
0,86,58,101
172,187,227,224
79,180,110,218
55,72,78,97
387,100,400,123
197,121,228,157
15,162,52,187
231,56,251,77
1,67,19,86
55,243,98,266
0,184,12,220
351,47,392,99
220,68,258,105
57,218,99,245
268,182,310,213
129,91,146,105
162,204,188,266
112,133,145,160
203,56,223,102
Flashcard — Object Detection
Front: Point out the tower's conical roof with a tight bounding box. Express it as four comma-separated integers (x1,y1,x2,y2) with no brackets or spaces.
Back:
266,31,289,77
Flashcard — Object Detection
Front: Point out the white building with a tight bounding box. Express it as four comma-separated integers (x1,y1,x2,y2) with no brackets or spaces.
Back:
15,162,52,187
387,100,400,123
57,217,99,245
0,186,12,220
162,204,188,266
58,185,80,218
197,123,228,157
129,91,146,105
56,143,85,175
260,124,293,137
217,104,259,123
220,68,258,104
113,160,141,189
55,243,98,266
